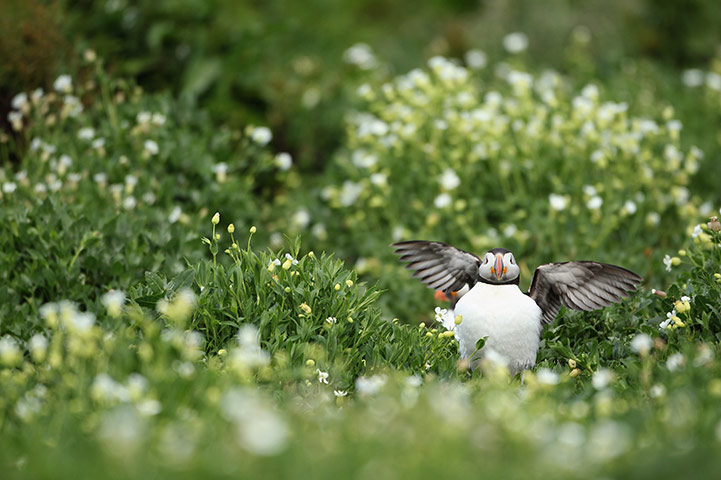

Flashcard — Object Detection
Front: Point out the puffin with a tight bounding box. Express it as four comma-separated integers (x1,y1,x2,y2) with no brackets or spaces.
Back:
392,241,642,375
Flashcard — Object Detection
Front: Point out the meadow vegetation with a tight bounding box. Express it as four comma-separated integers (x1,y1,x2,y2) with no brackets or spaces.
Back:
2,1,721,478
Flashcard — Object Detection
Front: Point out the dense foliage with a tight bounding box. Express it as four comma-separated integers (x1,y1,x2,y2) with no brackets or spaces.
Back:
3,2,721,478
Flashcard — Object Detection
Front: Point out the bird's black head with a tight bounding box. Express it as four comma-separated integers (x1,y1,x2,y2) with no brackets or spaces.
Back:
478,248,520,285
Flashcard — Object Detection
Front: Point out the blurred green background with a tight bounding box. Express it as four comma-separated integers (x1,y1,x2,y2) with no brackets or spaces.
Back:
3,0,721,168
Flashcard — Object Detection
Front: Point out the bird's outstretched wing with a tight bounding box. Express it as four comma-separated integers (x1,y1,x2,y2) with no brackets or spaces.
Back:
528,261,642,324
391,240,480,293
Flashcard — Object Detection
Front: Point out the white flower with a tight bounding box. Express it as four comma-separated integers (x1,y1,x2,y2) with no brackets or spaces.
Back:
659,311,675,329
439,168,461,190
333,390,348,397
586,195,603,210
143,139,159,156
549,193,568,211
692,224,703,238
536,368,560,385
591,368,613,390
28,334,48,361
143,113,163,127
11,92,28,111
122,197,137,210
583,184,597,196
0,335,21,365
316,369,329,384
221,389,288,456
707,72,721,91
630,333,652,356
284,253,299,265
682,69,704,87
623,200,637,215
292,209,311,229
339,180,363,207
663,255,673,272
230,325,270,369
666,353,685,372
434,193,452,209
503,32,528,53
168,206,182,224
102,291,126,318
343,43,377,70
136,399,162,417
8,111,23,130
507,70,533,92
649,384,666,398
136,111,151,125
503,224,517,238
53,74,73,93
250,126,272,146
97,406,145,459
325,317,337,325
77,127,95,140
434,306,448,323
464,49,487,70
352,151,377,168
212,162,228,182
63,95,83,117
274,152,292,171
355,375,387,395
666,120,682,132
2,182,17,194
31,88,44,103
370,173,387,186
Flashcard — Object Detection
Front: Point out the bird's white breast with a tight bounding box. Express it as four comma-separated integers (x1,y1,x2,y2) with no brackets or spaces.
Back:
454,282,542,375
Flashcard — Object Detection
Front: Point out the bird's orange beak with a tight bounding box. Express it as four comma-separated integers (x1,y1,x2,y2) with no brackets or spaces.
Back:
494,253,504,281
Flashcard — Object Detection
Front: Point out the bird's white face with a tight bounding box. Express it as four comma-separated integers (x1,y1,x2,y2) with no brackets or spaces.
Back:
478,251,520,283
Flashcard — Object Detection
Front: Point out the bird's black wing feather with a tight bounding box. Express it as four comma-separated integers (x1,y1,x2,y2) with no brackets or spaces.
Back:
391,241,480,293
528,261,642,324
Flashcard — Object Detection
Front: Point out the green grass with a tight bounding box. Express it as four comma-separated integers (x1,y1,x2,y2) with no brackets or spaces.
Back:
3,19,721,478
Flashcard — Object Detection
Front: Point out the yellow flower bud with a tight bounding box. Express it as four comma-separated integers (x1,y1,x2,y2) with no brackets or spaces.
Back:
709,379,721,397
419,322,426,329
227,223,235,234
299,303,312,315
232,243,238,249
268,262,276,272
670,257,681,266
250,225,257,234
678,249,686,256
347,317,353,323
308,251,315,258
345,279,354,287
305,359,315,367
674,300,691,313
441,330,455,338
454,314,463,325
570,368,581,378
284,287,291,293
282,259,293,270
568,358,577,369
334,283,341,291
211,212,220,225
218,349,227,357
425,332,434,338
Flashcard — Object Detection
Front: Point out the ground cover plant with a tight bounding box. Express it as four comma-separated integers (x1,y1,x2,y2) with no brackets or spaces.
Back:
3,3,721,478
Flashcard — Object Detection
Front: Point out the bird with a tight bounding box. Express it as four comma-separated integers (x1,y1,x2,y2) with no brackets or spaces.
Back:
392,241,642,375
